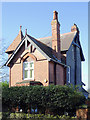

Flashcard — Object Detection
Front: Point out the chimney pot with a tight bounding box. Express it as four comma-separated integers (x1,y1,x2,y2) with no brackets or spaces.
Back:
53,11,58,20
20,25,22,31
25,29,27,35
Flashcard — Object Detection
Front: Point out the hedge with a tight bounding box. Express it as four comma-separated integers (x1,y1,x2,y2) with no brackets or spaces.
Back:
1,112,77,120
2,84,86,116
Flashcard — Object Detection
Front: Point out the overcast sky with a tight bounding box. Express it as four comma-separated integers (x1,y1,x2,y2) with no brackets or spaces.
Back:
2,2,88,90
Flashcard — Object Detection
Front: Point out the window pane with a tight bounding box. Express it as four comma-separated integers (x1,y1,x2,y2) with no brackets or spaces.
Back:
24,63,28,68
23,61,34,79
30,69,33,78
30,62,33,68
24,70,28,78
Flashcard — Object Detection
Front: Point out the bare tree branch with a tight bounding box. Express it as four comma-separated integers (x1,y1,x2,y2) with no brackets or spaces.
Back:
0,39,9,82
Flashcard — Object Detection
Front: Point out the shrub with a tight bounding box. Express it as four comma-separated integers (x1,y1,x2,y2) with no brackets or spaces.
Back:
2,84,86,116
2,112,10,119
9,113,76,119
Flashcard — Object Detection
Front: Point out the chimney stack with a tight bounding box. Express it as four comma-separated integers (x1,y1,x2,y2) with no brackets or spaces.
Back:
53,11,58,20
51,11,61,60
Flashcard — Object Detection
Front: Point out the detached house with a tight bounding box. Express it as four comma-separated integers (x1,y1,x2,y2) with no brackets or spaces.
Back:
5,11,88,97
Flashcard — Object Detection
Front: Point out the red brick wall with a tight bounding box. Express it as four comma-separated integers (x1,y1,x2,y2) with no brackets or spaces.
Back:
10,44,25,87
10,44,49,87
49,62,54,84
9,41,64,87
49,62,64,85
56,64,64,85
34,60,49,86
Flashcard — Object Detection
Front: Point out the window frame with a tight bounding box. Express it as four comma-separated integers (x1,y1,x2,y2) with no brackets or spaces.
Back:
23,61,34,80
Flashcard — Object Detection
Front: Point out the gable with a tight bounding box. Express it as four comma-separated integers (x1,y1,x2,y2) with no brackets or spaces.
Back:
26,35,52,61
21,47,46,61
33,49,47,60
26,35,66,66
70,32,85,61
5,33,67,67
5,35,52,66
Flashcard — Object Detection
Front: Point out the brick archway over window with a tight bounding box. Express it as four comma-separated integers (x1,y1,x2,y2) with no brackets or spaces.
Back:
22,52,37,61
21,52,37,80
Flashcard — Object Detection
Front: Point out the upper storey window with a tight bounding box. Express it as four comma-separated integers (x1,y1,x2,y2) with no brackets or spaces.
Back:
23,61,34,80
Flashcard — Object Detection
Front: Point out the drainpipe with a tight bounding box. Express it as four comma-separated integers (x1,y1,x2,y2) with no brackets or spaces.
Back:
67,66,70,83
50,58,71,84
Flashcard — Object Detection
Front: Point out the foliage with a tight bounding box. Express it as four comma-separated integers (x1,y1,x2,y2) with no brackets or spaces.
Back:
2,112,10,119
0,112,2,119
2,85,86,116
1,80,9,88
79,104,87,109
44,85,85,115
2,112,77,120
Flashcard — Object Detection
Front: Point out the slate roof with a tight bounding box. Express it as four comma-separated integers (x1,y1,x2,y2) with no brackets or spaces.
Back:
5,33,67,66
6,31,76,54
5,30,84,66
27,34,56,60
38,31,85,61
5,30,24,53
38,31,76,51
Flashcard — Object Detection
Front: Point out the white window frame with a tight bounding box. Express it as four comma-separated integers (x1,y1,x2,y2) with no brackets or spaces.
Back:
23,61,34,80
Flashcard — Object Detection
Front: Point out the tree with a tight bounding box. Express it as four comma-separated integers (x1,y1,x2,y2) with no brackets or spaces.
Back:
0,39,9,112
0,39,9,82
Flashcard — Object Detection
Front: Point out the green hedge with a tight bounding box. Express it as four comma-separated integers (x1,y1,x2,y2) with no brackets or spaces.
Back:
2,112,77,120
2,84,86,116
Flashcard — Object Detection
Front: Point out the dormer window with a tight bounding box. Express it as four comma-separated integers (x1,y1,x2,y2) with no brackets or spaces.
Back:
23,61,34,80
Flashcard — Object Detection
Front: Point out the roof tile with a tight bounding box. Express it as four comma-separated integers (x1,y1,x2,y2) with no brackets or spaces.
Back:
38,31,76,51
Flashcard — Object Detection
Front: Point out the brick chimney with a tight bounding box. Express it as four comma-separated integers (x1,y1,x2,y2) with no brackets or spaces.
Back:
51,11,61,60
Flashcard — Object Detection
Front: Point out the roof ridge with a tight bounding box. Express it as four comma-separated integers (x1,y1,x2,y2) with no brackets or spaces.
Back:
38,36,52,40
37,31,76,40
61,31,76,36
